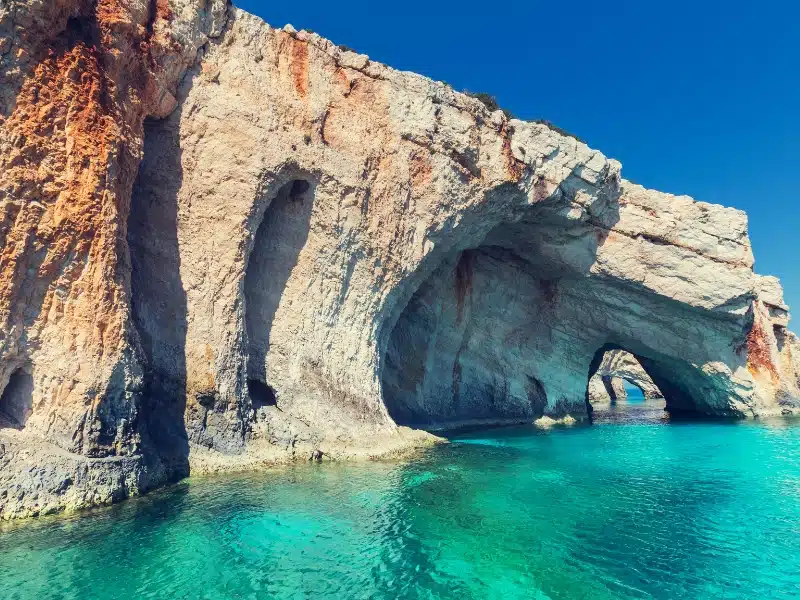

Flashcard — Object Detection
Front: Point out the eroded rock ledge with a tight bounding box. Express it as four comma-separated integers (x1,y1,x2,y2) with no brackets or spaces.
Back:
1,3,798,519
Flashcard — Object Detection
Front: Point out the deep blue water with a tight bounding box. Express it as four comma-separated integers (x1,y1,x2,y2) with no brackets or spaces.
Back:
1,398,798,599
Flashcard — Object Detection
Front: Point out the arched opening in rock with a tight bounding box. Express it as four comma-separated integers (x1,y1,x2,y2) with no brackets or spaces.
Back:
378,186,730,429
586,349,664,405
381,213,597,430
244,178,314,406
584,345,705,422
381,243,563,431
379,191,617,430
247,379,277,409
0,368,33,429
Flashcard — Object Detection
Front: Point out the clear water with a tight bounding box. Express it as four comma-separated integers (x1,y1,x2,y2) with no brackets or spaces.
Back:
1,398,799,600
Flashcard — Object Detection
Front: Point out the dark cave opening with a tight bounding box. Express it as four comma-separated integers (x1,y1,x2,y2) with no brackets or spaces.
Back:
586,345,703,421
378,188,623,431
247,379,277,409
0,369,33,429
378,185,726,430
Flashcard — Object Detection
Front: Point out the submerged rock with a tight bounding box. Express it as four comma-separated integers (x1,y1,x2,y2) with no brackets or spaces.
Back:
534,415,577,429
0,2,798,518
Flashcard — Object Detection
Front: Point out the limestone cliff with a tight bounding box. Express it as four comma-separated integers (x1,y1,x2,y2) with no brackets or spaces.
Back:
0,3,798,519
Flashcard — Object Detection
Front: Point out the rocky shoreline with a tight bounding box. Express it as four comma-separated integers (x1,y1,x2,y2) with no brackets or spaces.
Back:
0,425,440,520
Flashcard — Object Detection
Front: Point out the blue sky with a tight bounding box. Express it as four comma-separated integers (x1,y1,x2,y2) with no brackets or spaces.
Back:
237,0,799,312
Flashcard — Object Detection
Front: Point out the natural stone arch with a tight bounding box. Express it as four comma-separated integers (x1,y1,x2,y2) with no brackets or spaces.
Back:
585,345,666,415
587,349,663,404
373,159,753,428
378,188,622,429
582,336,747,420
378,195,755,428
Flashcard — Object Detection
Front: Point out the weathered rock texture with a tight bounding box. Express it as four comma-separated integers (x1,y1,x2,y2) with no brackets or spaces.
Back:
0,0,228,518
1,4,798,518
587,350,663,403
587,375,628,403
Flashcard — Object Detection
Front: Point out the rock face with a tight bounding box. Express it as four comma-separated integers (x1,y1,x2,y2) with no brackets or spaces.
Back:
587,350,663,403
587,376,629,404
1,4,798,518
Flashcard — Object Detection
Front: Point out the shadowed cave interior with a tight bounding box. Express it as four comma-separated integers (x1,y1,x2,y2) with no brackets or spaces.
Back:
382,260,689,429
0,368,33,429
584,345,667,409
380,205,700,429
244,177,314,409
382,247,554,428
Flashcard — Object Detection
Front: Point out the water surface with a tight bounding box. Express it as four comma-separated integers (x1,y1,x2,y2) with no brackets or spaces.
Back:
1,398,798,599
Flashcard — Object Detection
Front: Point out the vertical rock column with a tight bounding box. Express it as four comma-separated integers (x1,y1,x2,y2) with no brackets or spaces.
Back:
0,1,227,457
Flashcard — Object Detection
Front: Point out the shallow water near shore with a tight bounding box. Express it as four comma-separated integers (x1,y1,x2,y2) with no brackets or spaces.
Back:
1,397,799,599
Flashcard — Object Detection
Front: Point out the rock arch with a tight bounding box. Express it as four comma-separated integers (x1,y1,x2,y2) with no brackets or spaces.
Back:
378,190,622,430
375,175,752,426
587,350,663,404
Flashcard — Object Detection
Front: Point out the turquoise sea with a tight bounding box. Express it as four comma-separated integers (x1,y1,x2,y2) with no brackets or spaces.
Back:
1,397,798,599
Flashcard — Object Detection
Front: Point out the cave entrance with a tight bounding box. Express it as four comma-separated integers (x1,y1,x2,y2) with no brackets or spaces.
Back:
247,379,277,409
0,368,33,429
585,346,669,421
244,178,314,408
587,349,664,405
381,248,552,431
378,184,718,430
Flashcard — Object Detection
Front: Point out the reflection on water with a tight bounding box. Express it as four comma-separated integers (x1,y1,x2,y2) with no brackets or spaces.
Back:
590,393,669,425
1,405,799,599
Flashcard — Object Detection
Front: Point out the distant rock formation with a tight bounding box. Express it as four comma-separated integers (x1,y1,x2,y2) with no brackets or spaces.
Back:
588,350,663,403
1,2,798,518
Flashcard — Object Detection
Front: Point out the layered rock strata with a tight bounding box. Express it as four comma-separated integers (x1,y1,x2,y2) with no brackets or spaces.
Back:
1,4,798,518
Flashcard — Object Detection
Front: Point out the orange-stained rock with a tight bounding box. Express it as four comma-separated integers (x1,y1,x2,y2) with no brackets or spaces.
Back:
0,0,227,518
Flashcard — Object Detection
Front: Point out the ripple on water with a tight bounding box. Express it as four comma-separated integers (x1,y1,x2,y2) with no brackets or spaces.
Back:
1,403,799,599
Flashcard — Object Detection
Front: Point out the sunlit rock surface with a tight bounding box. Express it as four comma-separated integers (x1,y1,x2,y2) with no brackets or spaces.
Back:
588,376,629,403
0,3,798,518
